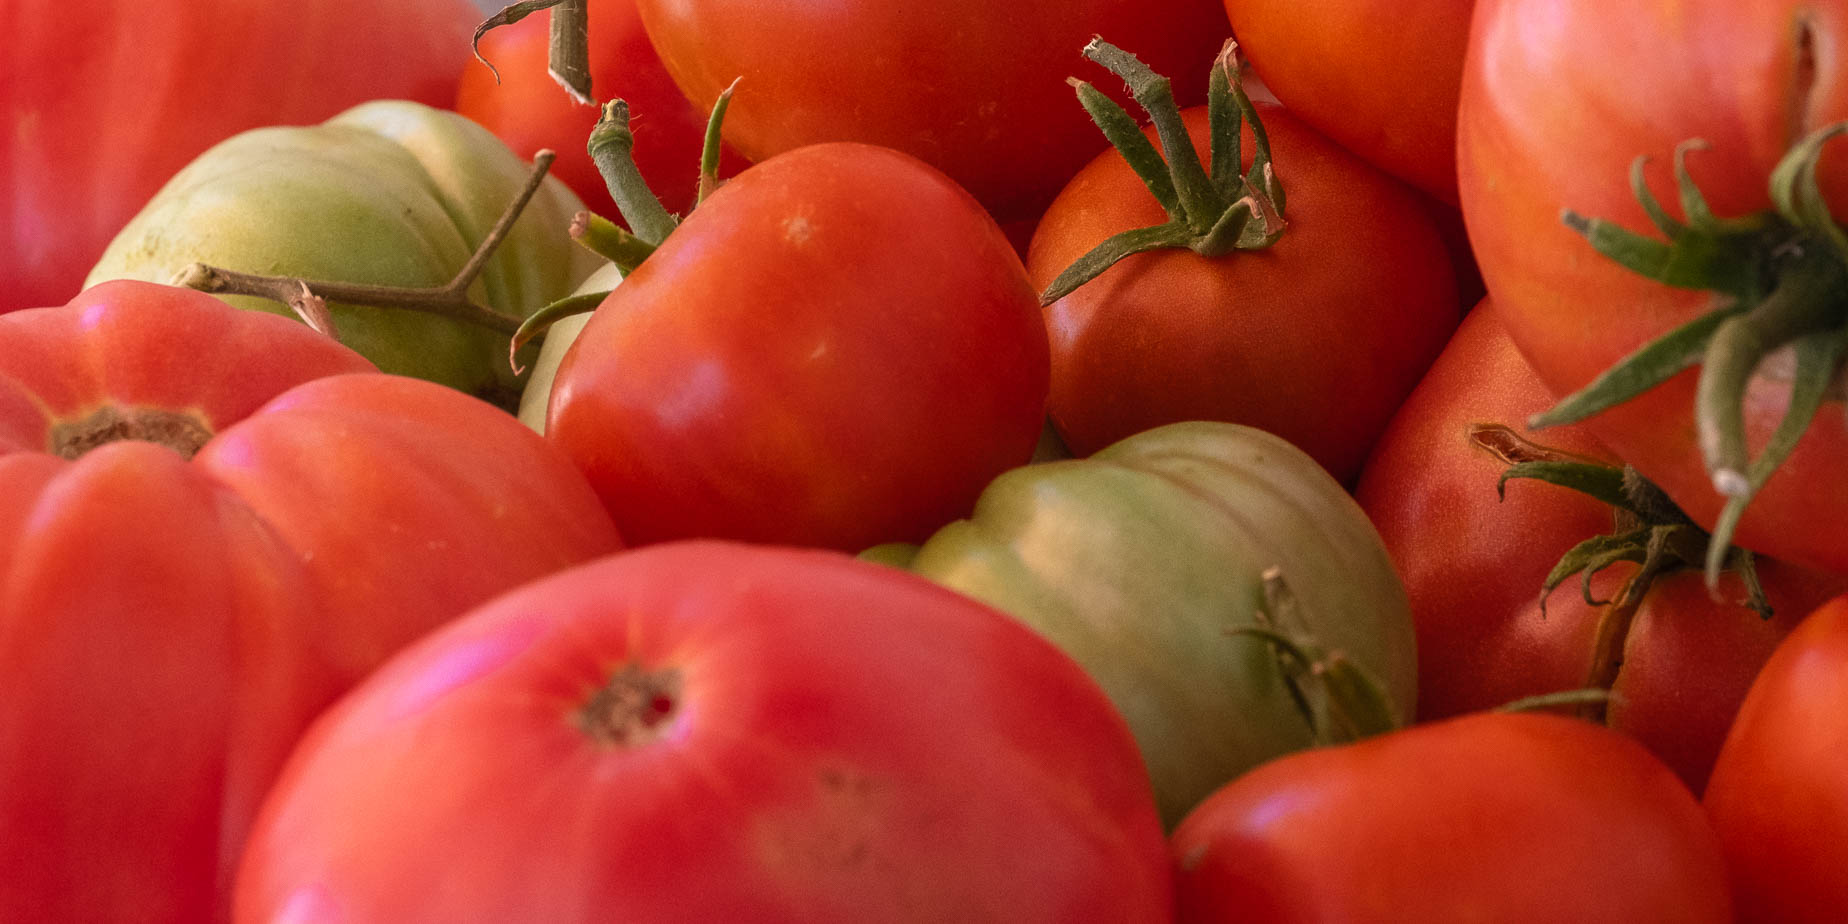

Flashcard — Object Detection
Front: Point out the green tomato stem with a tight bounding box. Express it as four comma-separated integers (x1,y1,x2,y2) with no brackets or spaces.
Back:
589,100,679,246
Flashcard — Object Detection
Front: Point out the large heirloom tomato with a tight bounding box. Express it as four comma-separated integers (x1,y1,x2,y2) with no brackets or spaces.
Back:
1706,595,1848,922
234,542,1172,922
1172,712,1732,923
1458,0,1848,574
0,282,622,923
87,101,603,406
886,421,1417,827
631,0,1232,220
2,0,476,314
1356,305,1846,792
546,142,1050,551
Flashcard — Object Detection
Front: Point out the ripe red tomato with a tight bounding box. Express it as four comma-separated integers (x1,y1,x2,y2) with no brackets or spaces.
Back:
546,142,1050,550
2,0,477,314
1028,103,1458,482
1457,0,1848,574
1225,0,1473,202
455,0,748,220
631,0,1233,220
1173,712,1733,923
1706,595,1848,922
234,541,1173,922
1356,305,1847,792
0,281,622,922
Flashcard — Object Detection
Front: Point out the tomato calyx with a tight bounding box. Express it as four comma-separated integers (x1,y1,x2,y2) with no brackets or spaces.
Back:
577,663,683,748
1535,124,1848,586
1038,37,1287,305
48,405,214,460
1231,567,1400,746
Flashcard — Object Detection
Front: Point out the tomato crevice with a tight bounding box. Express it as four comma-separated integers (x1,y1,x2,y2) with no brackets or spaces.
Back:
48,405,214,460
578,664,683,748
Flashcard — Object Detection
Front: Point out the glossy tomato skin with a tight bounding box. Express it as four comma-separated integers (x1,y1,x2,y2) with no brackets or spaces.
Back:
0,282,623,922
455,0,748,220
1706,596,1848,922
234,542,1173,923
547,143,1050,550
632,0,1232,220
1457,0,1848,573
1355,305,1847,792
1226,0,1474,202
1029,105,1458,482
3,0,476,314
1172,712,1732,923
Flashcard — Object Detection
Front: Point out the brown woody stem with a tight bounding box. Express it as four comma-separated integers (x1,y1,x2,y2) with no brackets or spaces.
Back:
547,0,593,105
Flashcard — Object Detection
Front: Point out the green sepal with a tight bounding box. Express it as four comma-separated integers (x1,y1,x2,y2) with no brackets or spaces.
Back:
1497,459,1634,510
1530,307,1742,429
508,288,612,372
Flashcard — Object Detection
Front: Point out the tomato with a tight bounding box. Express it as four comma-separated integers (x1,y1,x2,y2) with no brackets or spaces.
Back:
546,142,1050,550
631,0,1233,220
455,0,749,221
1173,711,1732,923
1457,0,1848,574
1028,101,1459,482
1356,304,1847,792
233,541,1172,922
886,421,1417,827
2,0,476,314
1225,0,1473,202
1705,595,1848,922
0,281,622,922
85,101,604,407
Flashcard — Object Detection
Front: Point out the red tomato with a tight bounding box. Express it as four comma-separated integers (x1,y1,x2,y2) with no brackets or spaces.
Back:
1028,104,1458,481
1173,712,1732,923
1356,305,1847,792
1225,0,1474,201
1457,0,1848,574
546,143,1050,550
0,281,622,922
233,541,1172,922
455,0,748,220
1706,595,1848,922
631,0,1233,220
2,0,476,314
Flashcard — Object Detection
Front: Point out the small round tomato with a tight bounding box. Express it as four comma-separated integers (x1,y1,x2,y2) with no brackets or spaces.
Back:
233,542,1173,922
1173,712,1733,923
1706,595,1848,922
546,142,1050,550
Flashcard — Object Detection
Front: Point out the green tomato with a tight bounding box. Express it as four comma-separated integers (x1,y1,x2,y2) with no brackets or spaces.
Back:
516,262,624,434
894,420,1418,827
87,100,604,407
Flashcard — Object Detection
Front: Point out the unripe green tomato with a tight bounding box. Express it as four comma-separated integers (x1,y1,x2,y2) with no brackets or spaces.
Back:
87,101,604,406
889,421,1418,827
517,262,624,434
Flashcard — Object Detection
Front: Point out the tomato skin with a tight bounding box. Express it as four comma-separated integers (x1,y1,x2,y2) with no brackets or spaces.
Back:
1355,305,1847,792
632,0,1232,220
1705,595,1848,922
2,0,476,314
1028,105,1458,482
1456,0,1848,573
233,542,1172,922
0,281,623,922
1173,712,1732,924
455,0,748,220
1225,0,1473,202
547,143,1050,550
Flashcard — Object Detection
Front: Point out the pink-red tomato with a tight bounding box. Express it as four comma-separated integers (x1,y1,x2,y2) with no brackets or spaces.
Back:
2,0,477,314
455,0,748,221
233,541,1173,922
1027,104,1458,482
1356,304,1846,792
631,0,1233,220
0,281,622,922
547,142,1050,550
1706,595,1848,922
1225,0,1474,201
1173,712,1732,923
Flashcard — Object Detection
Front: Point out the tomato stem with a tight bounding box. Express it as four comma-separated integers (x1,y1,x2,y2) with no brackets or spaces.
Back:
546,0,593,105
589,100,680,246
470,0,569,87
570,210,655,271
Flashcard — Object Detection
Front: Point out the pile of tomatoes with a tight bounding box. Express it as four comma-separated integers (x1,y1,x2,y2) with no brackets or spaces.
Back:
6,0,1846,920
